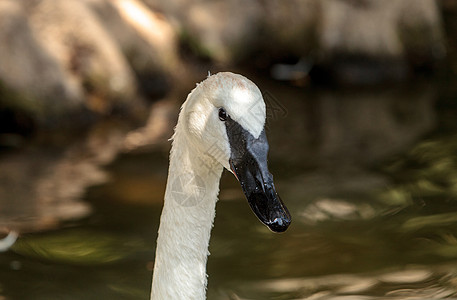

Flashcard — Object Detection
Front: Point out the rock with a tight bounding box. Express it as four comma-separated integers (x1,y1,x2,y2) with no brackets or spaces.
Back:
146,0,262,62
260,0,320,58
0,0,446,131
0,0,83,122
147,0,445,84
398,0,446,68
268,0,445,84
83,0,180,98
0,0,180,131
0,0,137,127
27,0,138,114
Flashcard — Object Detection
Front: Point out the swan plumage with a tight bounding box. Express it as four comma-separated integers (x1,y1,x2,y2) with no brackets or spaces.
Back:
150,72,290,300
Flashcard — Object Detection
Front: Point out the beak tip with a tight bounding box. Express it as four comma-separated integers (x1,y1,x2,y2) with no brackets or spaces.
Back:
267,216,291,233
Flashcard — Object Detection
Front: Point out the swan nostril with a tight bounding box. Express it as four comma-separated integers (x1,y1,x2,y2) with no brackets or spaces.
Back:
273,217,283,226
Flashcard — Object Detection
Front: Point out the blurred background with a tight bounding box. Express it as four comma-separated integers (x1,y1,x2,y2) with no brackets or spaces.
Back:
1,0,457,299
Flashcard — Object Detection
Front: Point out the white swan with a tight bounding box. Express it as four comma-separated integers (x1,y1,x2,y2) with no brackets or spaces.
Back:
150,72,291,300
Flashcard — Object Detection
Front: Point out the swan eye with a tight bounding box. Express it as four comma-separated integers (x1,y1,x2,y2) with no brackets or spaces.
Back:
218,108,228,121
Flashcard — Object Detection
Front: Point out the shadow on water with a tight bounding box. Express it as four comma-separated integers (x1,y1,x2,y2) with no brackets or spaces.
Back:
2,75,457,299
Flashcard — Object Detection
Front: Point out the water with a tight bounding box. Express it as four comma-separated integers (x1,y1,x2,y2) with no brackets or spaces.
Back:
1,75,457,299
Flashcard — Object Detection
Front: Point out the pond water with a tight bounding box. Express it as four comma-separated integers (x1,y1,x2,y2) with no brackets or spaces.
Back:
1,73,457,300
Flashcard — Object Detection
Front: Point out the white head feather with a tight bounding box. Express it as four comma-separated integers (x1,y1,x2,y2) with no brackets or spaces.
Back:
178,72,267,170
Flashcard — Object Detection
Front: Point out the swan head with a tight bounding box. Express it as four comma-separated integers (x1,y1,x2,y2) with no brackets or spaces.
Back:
180,72,291,233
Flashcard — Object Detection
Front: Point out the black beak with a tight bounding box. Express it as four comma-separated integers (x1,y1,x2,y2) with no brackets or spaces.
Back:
225,117,291,233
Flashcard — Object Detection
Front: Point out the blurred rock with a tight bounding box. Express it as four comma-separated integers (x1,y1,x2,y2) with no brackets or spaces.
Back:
83,0,180,98
260,0,320,59
0,0,179,130
0,0,446,128
28,0,138,114
0,0,82,122
147,0,445,84
440,0,457,16
147,0,262,62
440,0,457,77
312,0,445,84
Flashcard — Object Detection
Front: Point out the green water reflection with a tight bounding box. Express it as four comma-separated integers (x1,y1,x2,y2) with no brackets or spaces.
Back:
2,81,457,299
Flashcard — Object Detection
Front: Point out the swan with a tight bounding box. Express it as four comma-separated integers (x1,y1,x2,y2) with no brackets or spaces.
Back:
150,72,291,299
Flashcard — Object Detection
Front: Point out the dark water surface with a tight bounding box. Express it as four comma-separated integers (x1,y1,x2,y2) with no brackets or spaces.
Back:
1,75,457,299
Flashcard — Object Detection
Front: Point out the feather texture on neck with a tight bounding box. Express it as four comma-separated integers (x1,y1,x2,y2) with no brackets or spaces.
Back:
150,117,223,300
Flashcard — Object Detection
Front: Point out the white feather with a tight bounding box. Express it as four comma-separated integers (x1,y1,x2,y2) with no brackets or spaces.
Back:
150,72,267,300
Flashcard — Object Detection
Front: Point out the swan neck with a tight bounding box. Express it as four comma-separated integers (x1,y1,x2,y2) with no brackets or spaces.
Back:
151,130,223,300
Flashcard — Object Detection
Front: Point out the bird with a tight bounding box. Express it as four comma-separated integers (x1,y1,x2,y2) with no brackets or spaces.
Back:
150,72,291,300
